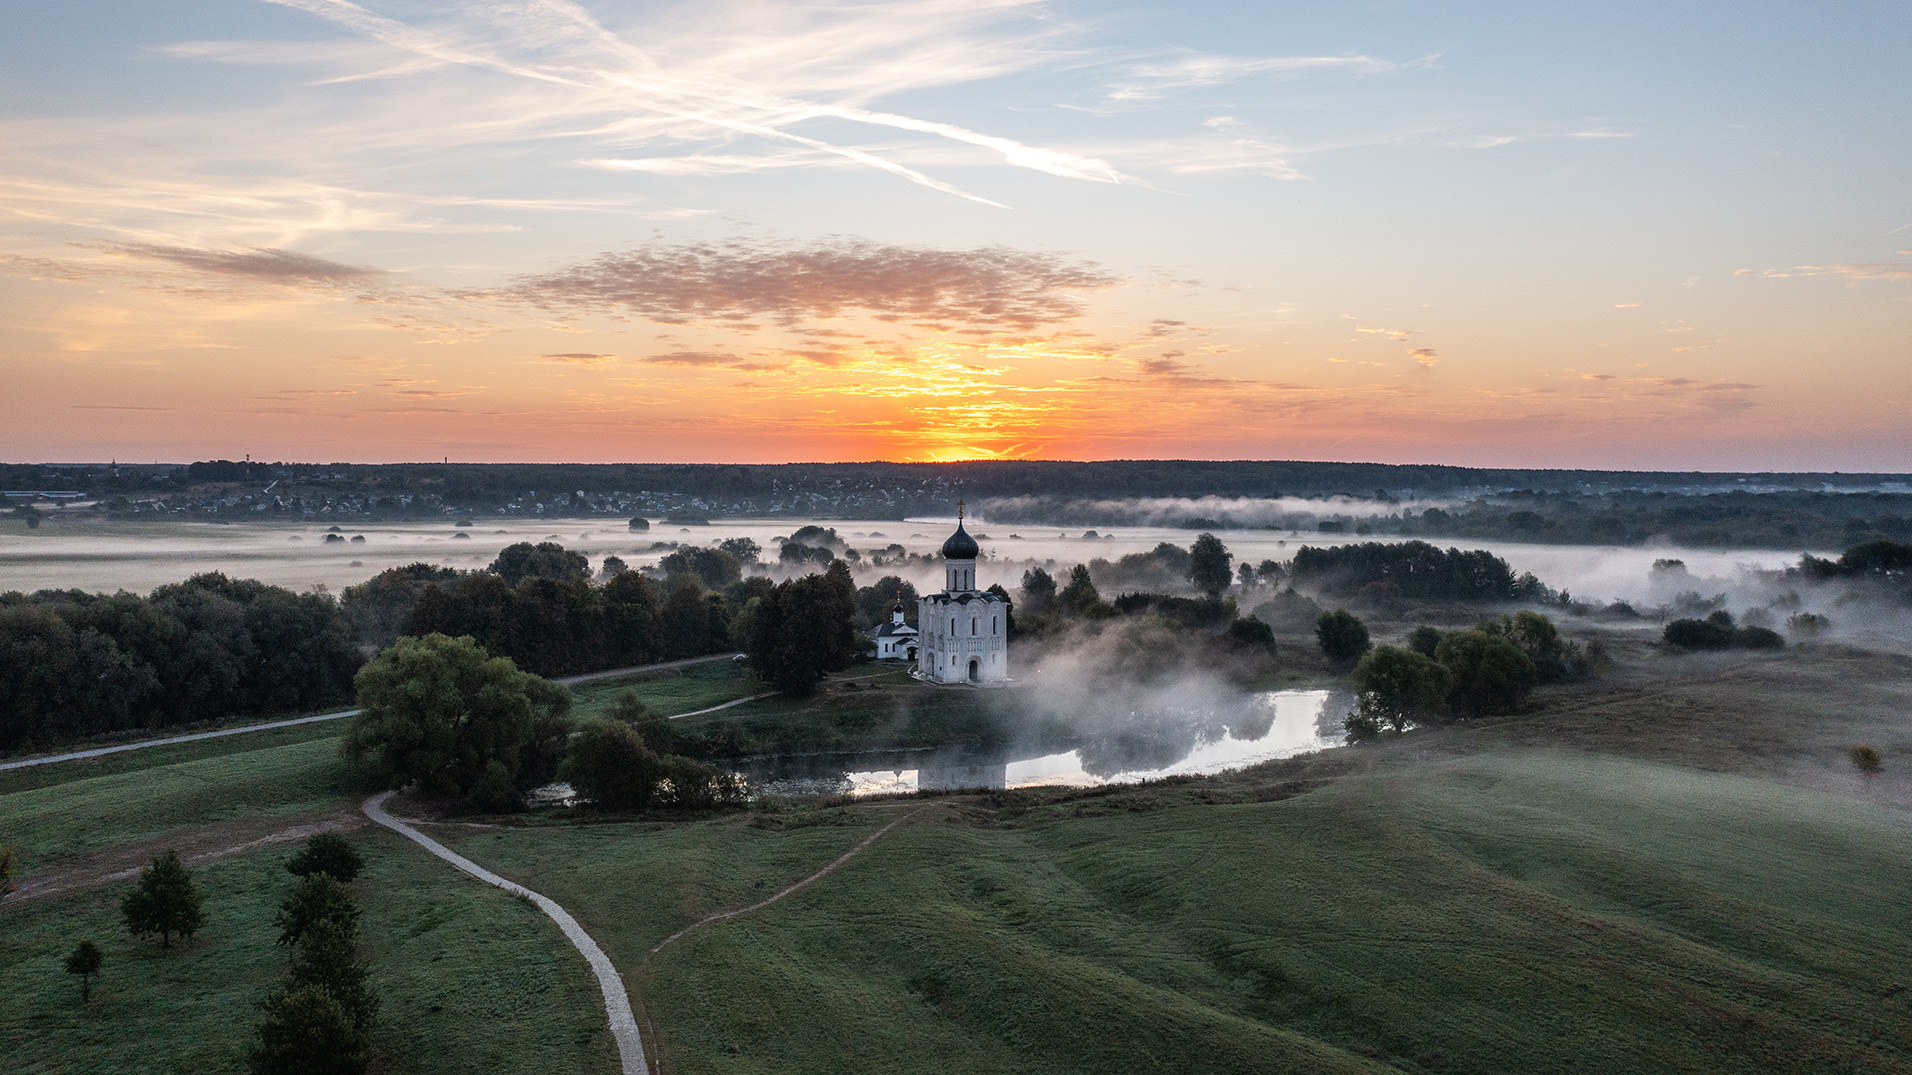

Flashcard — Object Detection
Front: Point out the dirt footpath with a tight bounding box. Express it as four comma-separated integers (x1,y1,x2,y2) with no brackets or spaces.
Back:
2,808,367,907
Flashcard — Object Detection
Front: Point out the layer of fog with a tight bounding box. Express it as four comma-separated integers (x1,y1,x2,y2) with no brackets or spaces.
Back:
5,514,1900,649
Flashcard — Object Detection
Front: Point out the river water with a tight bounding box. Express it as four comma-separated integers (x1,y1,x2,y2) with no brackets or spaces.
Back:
746,687,1347,796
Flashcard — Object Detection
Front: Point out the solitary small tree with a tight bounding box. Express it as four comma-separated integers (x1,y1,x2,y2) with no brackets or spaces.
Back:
64,939,104,1001
1852,745,1883,774
1020,567,1058,618
1188,533,1235,596
0,844,17,898
286,834,365,883
121,850,204,947
1316,609,1372,664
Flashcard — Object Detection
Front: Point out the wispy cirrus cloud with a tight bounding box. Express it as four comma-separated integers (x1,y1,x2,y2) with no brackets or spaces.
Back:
1737,262,1912,282
1107,52,1418,102
237,0,1119,205
492,239,1123,331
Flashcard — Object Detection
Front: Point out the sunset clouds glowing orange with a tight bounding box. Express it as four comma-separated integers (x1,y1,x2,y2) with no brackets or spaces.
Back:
1,1,1907,468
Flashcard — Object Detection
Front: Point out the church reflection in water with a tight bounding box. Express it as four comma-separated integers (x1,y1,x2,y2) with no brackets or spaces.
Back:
742,688,1348,798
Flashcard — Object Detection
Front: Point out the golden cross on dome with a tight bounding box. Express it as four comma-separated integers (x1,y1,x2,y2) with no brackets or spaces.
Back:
957,499,965,520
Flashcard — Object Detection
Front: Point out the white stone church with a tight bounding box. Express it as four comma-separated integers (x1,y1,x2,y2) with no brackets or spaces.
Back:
915,508,1009,684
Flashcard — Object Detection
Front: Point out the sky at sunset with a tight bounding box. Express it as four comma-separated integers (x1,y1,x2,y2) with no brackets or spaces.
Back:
1,1,1906,469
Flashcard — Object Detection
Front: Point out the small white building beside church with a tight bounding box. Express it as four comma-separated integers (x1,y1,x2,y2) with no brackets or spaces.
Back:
917,509,1009,684
868,602,919,661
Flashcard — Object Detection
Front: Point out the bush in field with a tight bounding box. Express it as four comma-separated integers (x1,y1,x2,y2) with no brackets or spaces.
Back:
1315,609,1372,664
1346,646,1451,741
560,721,665,810
285,834,364,882
343,633,572,808
1851,745,1883,774
1663,610,1786,651
658,755,748,809
1407,625,1443,658
64,940,103,1001
248,985,371,1075
121,850,204,947
1479,611,1588,683
1435,630,1536,718
1224,617,1276,650
275,874,360,948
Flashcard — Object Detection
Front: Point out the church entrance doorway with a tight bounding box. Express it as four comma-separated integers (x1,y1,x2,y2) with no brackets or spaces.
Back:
968,658,980,682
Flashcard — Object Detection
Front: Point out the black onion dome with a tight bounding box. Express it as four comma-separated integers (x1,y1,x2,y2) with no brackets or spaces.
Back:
941,521,980,559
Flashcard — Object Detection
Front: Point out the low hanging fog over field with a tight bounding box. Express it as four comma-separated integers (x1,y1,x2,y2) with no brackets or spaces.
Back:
0,510,1821,608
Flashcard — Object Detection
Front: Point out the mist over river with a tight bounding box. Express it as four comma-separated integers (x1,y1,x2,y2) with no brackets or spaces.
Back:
0,515,1812,609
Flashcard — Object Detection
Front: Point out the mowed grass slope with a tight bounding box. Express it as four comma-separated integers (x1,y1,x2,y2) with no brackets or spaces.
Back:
0,834,618,1075
1,735,362,868
520,753,1911,1075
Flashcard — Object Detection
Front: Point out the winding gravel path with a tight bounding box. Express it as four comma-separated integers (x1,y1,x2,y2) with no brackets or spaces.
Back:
361,791,648,1075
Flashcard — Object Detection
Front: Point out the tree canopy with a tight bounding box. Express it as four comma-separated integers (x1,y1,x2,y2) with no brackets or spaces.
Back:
121,850,204,947
342,634,571,807
1188,533,1234,595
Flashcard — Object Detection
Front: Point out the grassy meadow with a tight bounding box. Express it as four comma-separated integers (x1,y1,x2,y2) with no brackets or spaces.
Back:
4,630,1909,1074
430,749,1910,1075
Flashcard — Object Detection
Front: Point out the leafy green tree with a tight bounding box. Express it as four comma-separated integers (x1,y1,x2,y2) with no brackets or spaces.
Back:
602,571,661,665
342,634,572,806
285,834,365,883
746,569,858,694
247,985,371,1075
1224,617,1276,649
1315,609,1371,664
489,541,589,585
1188,532,1234,596
121,850,204,947
286,918,378,1031
1058,564,1103,617
560,721,664,810
1851,745,1883,774
628,517,650,531
1407,625,1443,658
64,940,103,1001
276,874,361,947
717,537,762,564
1435,630,1536,717
660,546,743,588
1346,646,1451,740
855,576,919,628
1480,611,1580,683
658,580,717,658
1019,567,1057,618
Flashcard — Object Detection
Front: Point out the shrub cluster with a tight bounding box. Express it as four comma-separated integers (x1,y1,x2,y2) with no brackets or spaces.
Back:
1663,610,1784,651
560,693,748,811
1343,612,1592,741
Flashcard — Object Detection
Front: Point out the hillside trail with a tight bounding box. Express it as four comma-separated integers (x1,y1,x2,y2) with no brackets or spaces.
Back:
646,804,932,958
363,790,650,1075
1,808,365,906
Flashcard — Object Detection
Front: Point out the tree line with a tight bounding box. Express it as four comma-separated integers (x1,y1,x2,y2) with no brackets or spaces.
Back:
1,574,360,750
